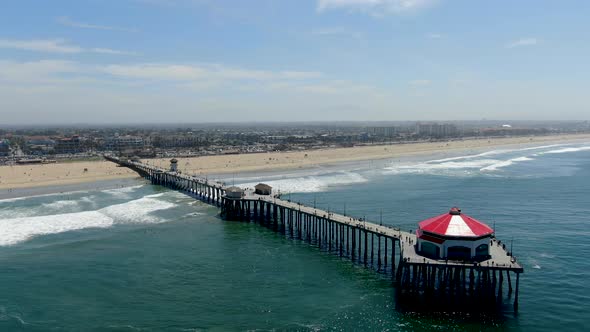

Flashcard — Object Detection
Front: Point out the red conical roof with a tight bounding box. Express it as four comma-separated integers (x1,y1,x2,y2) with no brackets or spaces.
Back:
418,207,493,237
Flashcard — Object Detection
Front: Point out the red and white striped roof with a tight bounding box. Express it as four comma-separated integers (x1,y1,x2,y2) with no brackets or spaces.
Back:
418,207,493,237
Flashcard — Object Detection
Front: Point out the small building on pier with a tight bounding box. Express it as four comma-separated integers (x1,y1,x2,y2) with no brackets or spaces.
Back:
170,158,178,172
226,186,245,199
255,183,272,195
416,207,493,261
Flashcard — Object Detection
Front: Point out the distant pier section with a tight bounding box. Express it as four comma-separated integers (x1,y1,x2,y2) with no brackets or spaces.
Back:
105,155,524,312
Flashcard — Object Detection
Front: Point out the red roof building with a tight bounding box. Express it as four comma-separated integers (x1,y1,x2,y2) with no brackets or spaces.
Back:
416,207,493,261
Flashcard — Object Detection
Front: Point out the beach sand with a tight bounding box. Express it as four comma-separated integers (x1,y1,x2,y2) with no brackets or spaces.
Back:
0,160,137,190
2,134,589,190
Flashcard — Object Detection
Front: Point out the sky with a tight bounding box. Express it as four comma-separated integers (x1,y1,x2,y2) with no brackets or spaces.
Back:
1,0,589,124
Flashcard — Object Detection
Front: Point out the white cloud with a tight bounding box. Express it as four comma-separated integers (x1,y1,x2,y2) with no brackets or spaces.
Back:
0,58,392,124
57,16,138,32
317,0,438,15
0,38,137,56
0,59,323,86
0,39,82,53
102,64,207,80
101,63,322,82
0,59,80,83
506,38,538,48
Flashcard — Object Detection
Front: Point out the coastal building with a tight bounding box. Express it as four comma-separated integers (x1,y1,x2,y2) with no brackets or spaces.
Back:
415,122,458,138
416,207,493,261
225,186,245,199
151,135,203,148
170,158,178,172
0,139,10,156
54,135,82,154
26,136,56,155
105,135,144,153
255,183,272,195
367,126,401,138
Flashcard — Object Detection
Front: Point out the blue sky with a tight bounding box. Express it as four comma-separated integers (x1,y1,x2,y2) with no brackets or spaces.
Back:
1,0,589,124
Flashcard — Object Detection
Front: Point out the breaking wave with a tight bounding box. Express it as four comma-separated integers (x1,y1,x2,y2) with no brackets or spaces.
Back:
0,196,176,246
102,185,145,198
239,171,368,193
538,146,590,155
384,158,524,175
382,143,590,176
480,156,534,172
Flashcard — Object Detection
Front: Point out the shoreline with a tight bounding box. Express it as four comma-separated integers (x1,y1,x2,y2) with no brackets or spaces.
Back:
1,133,589,191
147,133,590,177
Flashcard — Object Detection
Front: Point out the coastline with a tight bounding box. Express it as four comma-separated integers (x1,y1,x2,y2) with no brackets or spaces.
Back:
146,133,590,176
2,133,589,191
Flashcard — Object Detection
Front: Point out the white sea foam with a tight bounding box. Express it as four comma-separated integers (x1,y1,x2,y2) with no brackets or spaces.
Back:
429,144,565,163
100,196,176,224
385,144,553,175
384,159,500,175
102,185,144,198
0,190,88,204
540,146,590,155
0,211,114,246
0,207,40,220
0,195,176,246
480,156,534,172
239,171,368,193
41,199,80,210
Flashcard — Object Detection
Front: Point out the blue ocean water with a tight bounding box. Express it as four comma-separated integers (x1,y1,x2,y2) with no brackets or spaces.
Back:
0,142,589,331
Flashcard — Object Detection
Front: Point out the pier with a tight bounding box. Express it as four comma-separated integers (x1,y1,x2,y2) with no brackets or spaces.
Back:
106,155,524,312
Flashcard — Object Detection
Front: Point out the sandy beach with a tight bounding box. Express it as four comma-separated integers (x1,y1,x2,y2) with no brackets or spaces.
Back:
2,134,589,190
0,160,137,190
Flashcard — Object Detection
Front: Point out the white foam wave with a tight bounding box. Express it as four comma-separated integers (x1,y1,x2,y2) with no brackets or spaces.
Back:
145,193,165,198
0,190,89,204
0,196,176,246
429,151,505,163
429,144,565,163
385,159,500,175
239,171,368,193
540,146,590,155
0,207,41,220
41,199,80,210
386,146,546,175
480,156,534,172
102,185,144,198
100,196,176,224
0,211,114,246
0,184,143,204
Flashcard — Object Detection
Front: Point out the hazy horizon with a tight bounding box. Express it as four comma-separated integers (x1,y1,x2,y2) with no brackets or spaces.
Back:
1,119,588,130
2,0,590,124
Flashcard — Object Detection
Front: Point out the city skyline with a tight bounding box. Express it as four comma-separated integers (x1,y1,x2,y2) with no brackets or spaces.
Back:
2,0,590,124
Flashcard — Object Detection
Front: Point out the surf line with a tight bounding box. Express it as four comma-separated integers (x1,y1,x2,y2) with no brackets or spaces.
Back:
105,155,524,313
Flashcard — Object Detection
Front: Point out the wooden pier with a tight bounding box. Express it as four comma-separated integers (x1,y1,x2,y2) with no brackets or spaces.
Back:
106,155,524,312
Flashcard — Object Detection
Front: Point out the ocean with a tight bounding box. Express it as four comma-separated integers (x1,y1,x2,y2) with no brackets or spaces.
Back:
1,141,589,331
